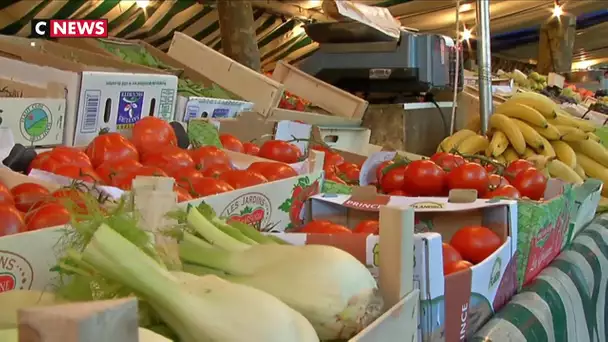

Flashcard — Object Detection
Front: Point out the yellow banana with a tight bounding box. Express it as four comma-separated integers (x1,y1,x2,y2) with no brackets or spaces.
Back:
569,139,608,168
503,147,519,164
457,134,489,154
511,119,545,149
533,124,561,140
587,132,601,143
508,92,558,119
547,159,584,185
486,131,509,157
522,147,536,158
495,154,507,165
495,102,549,127
574,164,586,179
439,129,477,152
489,114,526,154
576,153,608,196
555,125,588,142
537,135,556,157
555,112,596,132
550,140,577,169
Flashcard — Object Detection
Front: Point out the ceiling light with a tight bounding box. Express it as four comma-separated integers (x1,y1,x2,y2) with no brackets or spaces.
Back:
136,0,149,8
459,3,473,13
552,4,563,17
461,28,472,41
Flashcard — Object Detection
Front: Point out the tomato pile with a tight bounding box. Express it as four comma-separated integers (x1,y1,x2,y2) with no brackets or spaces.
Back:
443,225,502,275
0,180,102,237
299,219,379,235
374,152,548,200
27,117,302,202
310,145,362,186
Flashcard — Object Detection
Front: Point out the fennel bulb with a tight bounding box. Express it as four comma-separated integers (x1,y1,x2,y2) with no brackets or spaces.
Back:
180,242,384,340
0,328,172,342
83,224,319,342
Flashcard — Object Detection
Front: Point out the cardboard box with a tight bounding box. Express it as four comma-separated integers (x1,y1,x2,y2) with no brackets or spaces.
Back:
57,37,256,120
271,61,369,119
275,188,518,341
0,78,66,147
0,38,178,147
515,179,575,289
168,32,284,116
568,179,602,244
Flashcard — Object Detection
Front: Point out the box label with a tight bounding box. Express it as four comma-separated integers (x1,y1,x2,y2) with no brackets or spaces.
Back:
221,192,272,230
19,103,53,142
0,250,34,292
117,91,144,129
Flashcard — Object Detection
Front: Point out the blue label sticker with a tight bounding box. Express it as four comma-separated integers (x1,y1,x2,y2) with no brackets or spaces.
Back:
186,105,200,121
117,91,144,128
212,108,230,118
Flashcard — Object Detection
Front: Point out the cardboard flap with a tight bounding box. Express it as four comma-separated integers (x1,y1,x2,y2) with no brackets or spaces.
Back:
447,189,478,203
215,112,276,143
343,186,391,210
269,108,362,126
0,78,64,98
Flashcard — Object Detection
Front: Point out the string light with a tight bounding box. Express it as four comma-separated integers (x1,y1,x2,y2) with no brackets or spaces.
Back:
136,0,149,8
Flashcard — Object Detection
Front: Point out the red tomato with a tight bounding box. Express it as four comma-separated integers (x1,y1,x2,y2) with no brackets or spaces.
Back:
504,159,534,183
340,166,360,184
430,152,466,171
202,163,233,178
511,168,547,200
219,170,268,189
190,146,231,171
53,165,102,183
300,220,351,234
50,189,94,215
488,174,510,189
28,151,51,173
247,162,297,181
95,159,142,185
243,142,260,156
0,204,26,237
444,260,474,275
10,183,50,212
402,160,446,196
131,117,177,156
484,185,521,199
337,162,358,173
142,145,194,174
220,134,244,153
375,160,395,183
450,226,502,264
85,132,139,168
447,163,490,196
380,165,407,193
189,177,234,197
442,243,463,265
25,203,71,231
111,166,167,190
0,182,14,206
327,174,347,184
258,140,301,164
174,186,193,203
167,167,206,189
36,147,92,172
388,190,408,196
325,152,345,167
353,220,379,234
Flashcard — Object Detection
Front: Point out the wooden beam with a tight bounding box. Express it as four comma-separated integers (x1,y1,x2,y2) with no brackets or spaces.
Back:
217,0,262,72
252,1,331,22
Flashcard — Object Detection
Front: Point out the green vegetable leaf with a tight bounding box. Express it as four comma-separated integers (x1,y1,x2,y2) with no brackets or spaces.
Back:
196,202,217,219
279,199,292,212
187,120,222,148
322,180,352,194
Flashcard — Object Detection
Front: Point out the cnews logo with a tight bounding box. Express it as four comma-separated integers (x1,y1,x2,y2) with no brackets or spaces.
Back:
31,19,108,38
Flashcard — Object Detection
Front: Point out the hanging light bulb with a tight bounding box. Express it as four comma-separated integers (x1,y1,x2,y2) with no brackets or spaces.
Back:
136,0,150,8
461,28,472,41
552,4,563,17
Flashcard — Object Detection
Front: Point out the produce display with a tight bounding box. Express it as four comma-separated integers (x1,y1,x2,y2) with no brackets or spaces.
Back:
437,91,608,200
97,40,238,99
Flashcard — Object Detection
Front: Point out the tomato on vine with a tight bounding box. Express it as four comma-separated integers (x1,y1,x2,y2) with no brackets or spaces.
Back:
402,160,446,196
379,165,407,193
430,152,465,172
484,185,521,199
504,159,534,183
511,168,547,200
447,162,490,196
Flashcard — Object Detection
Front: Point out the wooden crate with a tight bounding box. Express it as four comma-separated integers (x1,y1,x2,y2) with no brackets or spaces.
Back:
271,61,369,119
57,37,227,93
168,32,284,116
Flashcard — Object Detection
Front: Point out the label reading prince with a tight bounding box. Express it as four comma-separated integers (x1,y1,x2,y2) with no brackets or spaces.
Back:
117,91,144,129
20,103,52,142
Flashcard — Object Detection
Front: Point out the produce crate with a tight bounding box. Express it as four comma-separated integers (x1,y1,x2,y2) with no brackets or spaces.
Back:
168,32,284,116
271,61,369,119
0,38,178,146
276,187,518,341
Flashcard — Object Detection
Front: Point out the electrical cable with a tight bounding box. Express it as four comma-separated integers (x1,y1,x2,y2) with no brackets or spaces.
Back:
425,93,449,137
449,0,462,135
